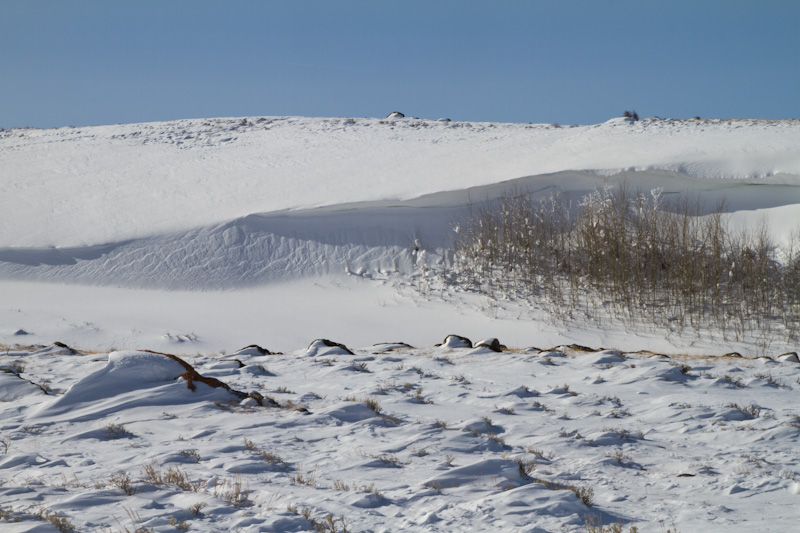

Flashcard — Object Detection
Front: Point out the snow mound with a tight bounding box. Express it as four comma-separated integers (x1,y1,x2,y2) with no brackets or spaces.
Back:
583,350,627,365
423,458,526,490
32,351,239,421
320,401,378,423
305,339,354,357
475,338,506,352
370,342,414,353
31,342,80,356
233,344,272,356
105,350,188,380
441,334,473,349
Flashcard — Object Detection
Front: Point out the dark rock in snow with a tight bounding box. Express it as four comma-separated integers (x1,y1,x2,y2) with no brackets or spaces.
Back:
305,339,354,356
563,344,598,353
475,338,506,352
31,342,80,356
439,335,473,349
53,341,77,353
372,342,414,353
236,344,272,356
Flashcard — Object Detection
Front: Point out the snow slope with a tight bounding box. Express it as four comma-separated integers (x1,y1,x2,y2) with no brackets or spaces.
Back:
2,115,800,531
2,115,800,353
3,116,798,248
0,117,800,351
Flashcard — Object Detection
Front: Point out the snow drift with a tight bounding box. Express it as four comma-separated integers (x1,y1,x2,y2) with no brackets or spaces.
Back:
2,116,799,290
2,115,799,351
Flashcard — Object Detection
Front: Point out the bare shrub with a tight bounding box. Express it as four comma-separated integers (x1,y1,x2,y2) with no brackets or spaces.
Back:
179,449,200,462
291,469,317,486
212,475,252,507
140,462,204,492
533,477,594,507
332,479,351,491
188,502,208,515
32,506,75,532
585,514,639,532
364,397,382,414
168,516,190,531
105,423,134,439
514,456,536,477
727,402,762,419
110,472,138,495
433,185,800,348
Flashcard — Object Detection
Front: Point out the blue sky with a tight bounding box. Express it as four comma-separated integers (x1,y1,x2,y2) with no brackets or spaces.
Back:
2,0,798,128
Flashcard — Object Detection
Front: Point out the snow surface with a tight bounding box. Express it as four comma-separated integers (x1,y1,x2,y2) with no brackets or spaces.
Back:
2,115,800,354
2,114,800,530
3,116,799,248
1,344,799,531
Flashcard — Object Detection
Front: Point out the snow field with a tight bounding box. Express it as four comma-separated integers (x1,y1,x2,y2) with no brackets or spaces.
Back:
3,116,799,249
2,114,800,531
1,344,799,531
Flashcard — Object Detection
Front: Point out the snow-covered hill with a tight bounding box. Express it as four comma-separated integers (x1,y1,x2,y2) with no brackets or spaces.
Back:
3,115,799,249
2,115,800,532
2,115,800,351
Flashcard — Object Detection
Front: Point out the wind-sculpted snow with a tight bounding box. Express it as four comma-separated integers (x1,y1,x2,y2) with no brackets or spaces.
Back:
2,115,800,363
32,351,238,422
2,169,800,289
3,116,799,530
2,116,799,248
1,342,799,531
0,199,456,288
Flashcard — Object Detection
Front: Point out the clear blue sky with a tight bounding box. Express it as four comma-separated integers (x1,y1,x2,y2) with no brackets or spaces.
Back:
2,0,798,128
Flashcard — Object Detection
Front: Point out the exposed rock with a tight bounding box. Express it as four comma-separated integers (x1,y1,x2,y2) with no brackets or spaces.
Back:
475,338,506,352
235,344,272,356
371,342,413,353
305,339,354,356
54,341,78,353
32,342,80,356
560,344,598,353
439,335,473,349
